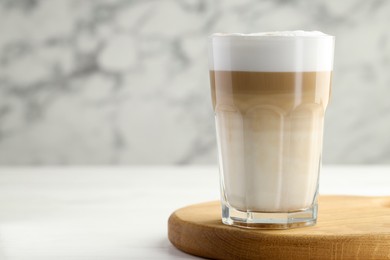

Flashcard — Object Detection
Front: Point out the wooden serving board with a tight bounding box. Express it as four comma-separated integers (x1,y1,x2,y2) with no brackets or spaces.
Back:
168,196,390,260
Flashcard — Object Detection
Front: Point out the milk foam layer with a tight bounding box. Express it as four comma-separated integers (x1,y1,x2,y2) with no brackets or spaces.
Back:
209,31,334,72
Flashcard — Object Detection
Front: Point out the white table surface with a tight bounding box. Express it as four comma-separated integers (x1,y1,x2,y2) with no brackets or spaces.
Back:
0,165,389,260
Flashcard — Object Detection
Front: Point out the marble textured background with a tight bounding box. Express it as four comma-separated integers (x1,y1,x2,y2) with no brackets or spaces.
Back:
0,0,389,165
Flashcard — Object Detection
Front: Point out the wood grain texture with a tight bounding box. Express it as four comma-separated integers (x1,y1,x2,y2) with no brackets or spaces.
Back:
168,196,390,260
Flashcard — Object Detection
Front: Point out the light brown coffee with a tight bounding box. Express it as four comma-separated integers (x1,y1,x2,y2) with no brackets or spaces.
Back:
210,70,332,211
210,71,332,113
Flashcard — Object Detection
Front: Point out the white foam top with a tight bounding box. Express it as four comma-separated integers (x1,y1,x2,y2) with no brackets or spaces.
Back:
209,31,334,72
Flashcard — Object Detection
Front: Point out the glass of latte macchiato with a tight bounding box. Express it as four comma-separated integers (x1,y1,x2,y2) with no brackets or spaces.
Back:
208,31,334,229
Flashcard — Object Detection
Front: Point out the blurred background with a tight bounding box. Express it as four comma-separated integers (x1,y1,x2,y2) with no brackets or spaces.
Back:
0,0,389,165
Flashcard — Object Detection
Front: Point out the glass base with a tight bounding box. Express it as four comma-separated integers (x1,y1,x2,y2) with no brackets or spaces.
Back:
222,203,318,229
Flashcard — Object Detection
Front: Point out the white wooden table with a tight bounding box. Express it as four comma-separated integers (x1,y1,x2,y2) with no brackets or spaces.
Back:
0,166,389,259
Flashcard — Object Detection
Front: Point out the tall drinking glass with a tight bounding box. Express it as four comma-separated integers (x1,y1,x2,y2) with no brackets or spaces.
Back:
208,31,334,229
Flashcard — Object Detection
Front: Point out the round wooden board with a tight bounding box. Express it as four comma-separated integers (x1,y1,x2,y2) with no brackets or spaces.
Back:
168,196,390,260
